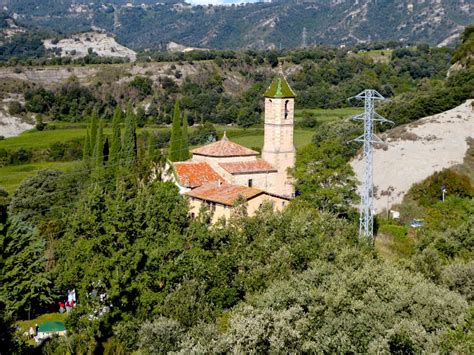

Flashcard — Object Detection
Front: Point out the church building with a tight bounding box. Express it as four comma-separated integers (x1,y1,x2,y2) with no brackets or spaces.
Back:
171,75,296,222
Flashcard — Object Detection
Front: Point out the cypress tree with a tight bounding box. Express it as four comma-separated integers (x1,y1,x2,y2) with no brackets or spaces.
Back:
181,111,189,161
168,100,182,162
89,110,99,155
103,137,109,163
122,104,137,169
146,132,156,162
110,106,122,166
82,129,91,162
93,120,104,169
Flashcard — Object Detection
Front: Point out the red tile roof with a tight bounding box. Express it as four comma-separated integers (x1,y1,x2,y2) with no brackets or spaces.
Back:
219,159,277,174
186,183,264,206
174,162,224,188
191,134,258,157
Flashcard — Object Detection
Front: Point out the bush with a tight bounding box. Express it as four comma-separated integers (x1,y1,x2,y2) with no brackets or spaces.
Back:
408,169,473,207
7,101,24,115
129,76,153,98
441,262,474,301
138,317,184,354
300,112,317,128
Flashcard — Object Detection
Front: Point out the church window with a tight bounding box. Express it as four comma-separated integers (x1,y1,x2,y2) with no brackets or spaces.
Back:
284,100,289,119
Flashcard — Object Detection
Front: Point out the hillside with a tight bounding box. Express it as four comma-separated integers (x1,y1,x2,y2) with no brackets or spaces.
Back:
351,100,474,213
1,0,472,49
43,32,137,62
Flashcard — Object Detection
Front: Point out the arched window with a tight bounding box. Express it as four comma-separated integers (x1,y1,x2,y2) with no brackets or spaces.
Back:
284,100,289,119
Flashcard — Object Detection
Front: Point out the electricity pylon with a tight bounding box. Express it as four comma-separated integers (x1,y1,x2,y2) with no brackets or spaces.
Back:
350,90,393,239
302,27,307,48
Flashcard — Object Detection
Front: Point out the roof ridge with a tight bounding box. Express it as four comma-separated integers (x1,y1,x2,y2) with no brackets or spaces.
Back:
191,137,258,157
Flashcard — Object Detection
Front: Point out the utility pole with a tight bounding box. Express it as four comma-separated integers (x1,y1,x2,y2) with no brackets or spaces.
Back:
441,185,447,201
350,89,393,239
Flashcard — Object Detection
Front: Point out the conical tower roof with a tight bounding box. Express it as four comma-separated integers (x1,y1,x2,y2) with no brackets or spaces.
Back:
263,75,296,98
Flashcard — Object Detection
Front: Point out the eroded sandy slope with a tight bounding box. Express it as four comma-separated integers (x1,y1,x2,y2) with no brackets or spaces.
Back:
351,100,474,212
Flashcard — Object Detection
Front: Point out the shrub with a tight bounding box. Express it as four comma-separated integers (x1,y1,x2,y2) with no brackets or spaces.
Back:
408,169,473,207
441,262,474,301
129,76,153,98
300,113,317,128
138,317,184,354
7,101,23,115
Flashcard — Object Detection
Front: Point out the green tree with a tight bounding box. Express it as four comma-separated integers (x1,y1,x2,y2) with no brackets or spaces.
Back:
9,169,72,222
0,187,9,227
110,106,123,167
89,110,99,155
169,100,183,162
122,105,137,169
291,142,358,215
93,120,104,168
181,111,190,161
0,217,54,317
82,129,91,162
408,169,473,207
136,106,147,128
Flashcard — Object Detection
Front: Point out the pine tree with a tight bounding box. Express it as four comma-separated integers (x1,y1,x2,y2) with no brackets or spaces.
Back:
89,110,99,155
83,129,91,162
110,106,122,166
168,100,182,162
122,104,137,169
181,111,189,161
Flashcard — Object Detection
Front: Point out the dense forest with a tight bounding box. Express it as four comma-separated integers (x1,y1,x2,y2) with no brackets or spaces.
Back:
0,26,473,354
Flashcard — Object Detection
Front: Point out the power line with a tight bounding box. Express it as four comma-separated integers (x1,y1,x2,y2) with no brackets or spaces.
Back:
1,130,220,180
349,89,392,239
3,131,246,216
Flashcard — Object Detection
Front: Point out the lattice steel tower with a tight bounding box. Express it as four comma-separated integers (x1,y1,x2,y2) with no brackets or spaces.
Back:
351,90,392,239
302,27,307,48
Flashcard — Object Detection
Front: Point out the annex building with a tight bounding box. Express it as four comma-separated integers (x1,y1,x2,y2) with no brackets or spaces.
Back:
171,75,297,222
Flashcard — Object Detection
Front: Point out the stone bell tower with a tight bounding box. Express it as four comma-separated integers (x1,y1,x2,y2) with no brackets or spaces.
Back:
262,75,296,198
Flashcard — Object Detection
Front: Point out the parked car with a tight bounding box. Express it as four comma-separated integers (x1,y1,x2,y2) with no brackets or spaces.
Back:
410,219,424,228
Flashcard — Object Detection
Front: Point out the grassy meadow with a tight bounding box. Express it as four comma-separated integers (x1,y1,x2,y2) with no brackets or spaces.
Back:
294,107,362,123
0,107,360,193
0,161,80,194
354,49,393,63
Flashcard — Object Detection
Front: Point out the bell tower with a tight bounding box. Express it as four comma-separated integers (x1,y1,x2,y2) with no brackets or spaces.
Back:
262,75,296,198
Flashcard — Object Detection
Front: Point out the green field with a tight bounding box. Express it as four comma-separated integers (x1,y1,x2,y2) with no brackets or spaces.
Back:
0,108,354,193
0,128,316,193
354,49,393,63
0,128,91,150
229,128,314,150
0,161,79,194
294,107,362,123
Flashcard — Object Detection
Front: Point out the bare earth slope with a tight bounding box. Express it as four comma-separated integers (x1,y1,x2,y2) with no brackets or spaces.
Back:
0,111,33,138
351,100,474,213
43,32,136,62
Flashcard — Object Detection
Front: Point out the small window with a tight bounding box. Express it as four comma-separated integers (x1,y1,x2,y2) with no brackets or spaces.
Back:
282,201,286,207
284,100,289,119
190,212,195,219
248,179,253,187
